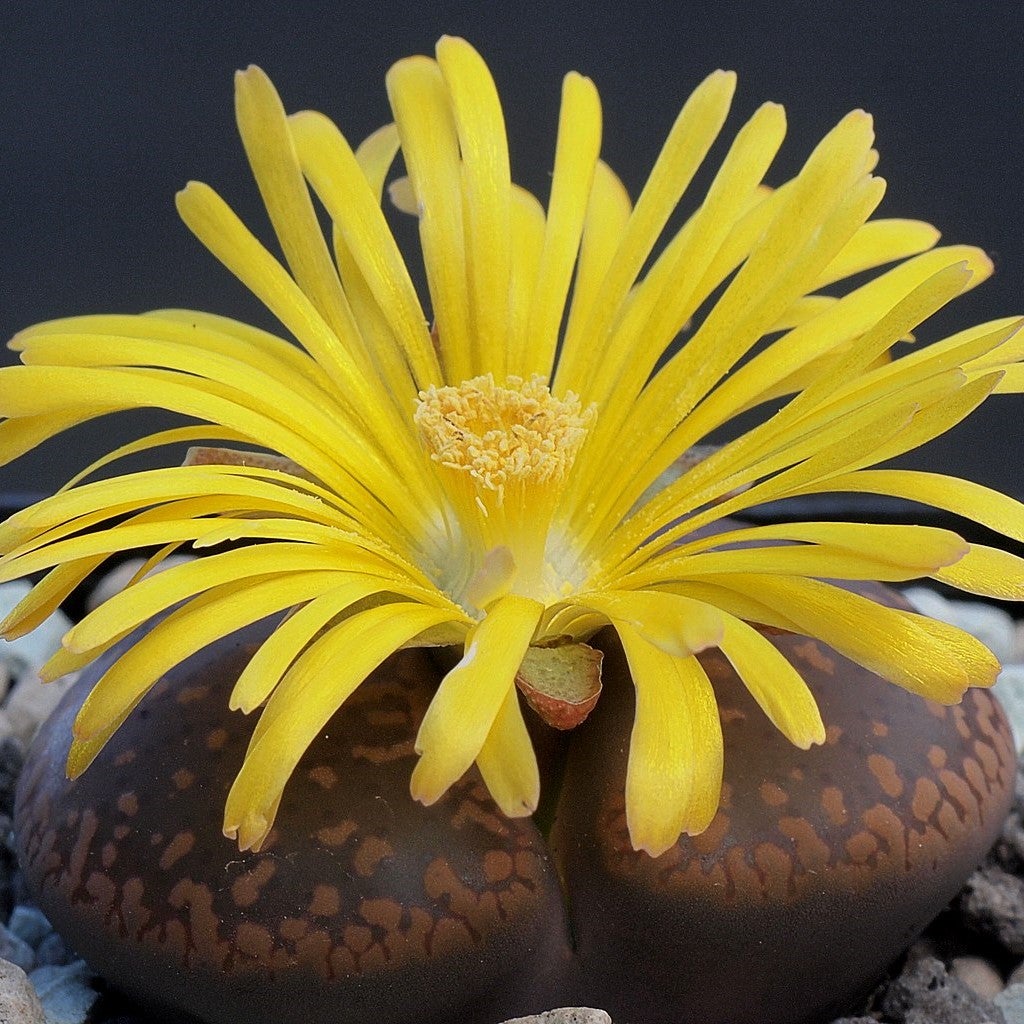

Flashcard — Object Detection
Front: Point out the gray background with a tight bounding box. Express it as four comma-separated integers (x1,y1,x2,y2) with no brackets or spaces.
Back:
2,0,1022,504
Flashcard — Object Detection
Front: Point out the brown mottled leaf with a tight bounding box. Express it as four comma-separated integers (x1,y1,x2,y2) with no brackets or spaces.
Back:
515,640,603,730
183,446,317,483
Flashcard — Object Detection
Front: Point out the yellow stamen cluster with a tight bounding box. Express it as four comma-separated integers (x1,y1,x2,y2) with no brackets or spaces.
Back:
415,373,593,501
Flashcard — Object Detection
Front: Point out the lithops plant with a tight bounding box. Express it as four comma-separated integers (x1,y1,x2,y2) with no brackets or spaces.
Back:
4,34,1024,1024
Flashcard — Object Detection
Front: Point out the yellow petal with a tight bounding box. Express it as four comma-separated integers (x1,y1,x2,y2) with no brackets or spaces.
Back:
0,559,103,640
73,570,345,741
933,544,1024,601
708,574,999,701
475,685,540,817
506,187,547,369
411,594,542,805
580,589,724,657
813,218,941,288
386,54,470,382
234,66,353,346
808,468,1024,544
717,615,825,748
287,109,439,389
638,521,967,584
224,602,456,850
556,160,632,378
558,70,734,389
616,623,722,855
64,543,400,654
573,99,786,415
436,36,511,377
228,574,455,713
520,70,602,378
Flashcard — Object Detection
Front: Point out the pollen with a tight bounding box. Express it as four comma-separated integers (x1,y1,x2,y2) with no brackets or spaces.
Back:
415,374,594,496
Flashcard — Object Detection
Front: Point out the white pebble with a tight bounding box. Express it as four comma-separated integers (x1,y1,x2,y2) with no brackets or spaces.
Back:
1015,619,1024,664
3,671,79,747
996,981,1024,1024
0,957,45,1024
994,665,1024,753
953,603,1018,664
903,586,954,621
0,582,72,679
950,954,1004,999
502,1011,613,1024
28,961,97,1024
86,554,195,612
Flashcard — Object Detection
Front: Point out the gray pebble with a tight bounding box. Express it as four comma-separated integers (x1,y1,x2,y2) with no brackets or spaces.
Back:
881,954,1004,1023
997,982,1024,1024
960,865,1024,954
903,586,954,621
3,670,79,748
28,960,98,1024
7,906,51,948
0,957,45,1024
995,666,1024,754
33,930,73,969
502,1012,612,1024
0,920,35,973
951,954,1005,999
0,582,72,678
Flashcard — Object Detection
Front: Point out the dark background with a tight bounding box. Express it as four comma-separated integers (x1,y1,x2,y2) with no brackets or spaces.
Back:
2,1,1022,504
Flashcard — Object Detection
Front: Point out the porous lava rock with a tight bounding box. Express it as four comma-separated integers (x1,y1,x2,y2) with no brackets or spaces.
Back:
551,585,1016,1024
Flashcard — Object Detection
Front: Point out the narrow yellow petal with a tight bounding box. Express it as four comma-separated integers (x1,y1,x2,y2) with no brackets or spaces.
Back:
557,160,632,377
505,186,547,370
436,36,511,377
57,425,249,493
386,55,471,382
804,469,1024,544
580,590,724,657
571,99,786,414
475,686,540,817
632,521,968,586
411,594,543,805
520,70,602,378
73,571,345,740
0,410,105,469
556,69,734,388
813,218,941,288
234,66,353,346
174,180,386,416
717,615,825,747
0,559,103,640
708,575,999,701
933,544,1024,601
64,543,397,654
228,573,461,713
616,624,723,855
353,123,400,196
287,109,439,388
224,602,456,850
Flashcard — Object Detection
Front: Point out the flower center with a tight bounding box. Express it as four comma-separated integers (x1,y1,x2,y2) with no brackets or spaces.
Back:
415,373,591,498
415,374,594,608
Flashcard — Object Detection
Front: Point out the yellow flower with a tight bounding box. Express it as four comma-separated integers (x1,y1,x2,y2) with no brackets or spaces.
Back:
2,37,1024,857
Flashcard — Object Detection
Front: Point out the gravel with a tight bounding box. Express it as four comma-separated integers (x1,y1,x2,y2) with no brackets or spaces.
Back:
2,578,1024,1024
